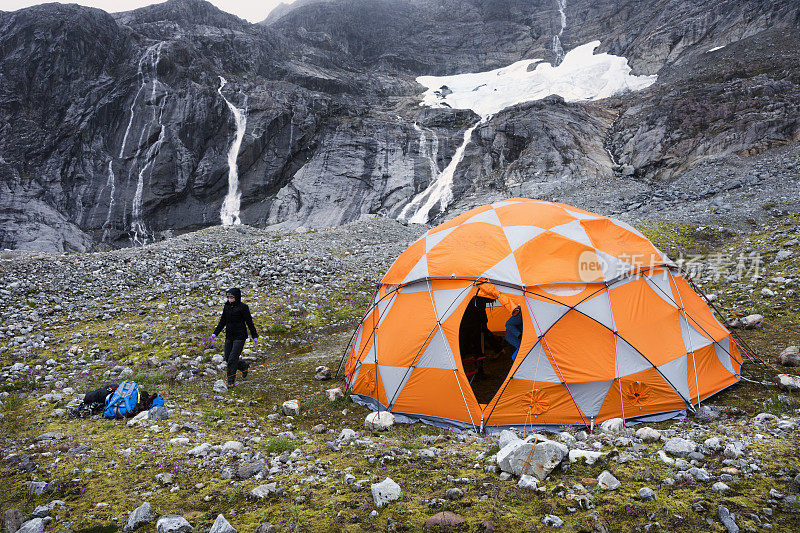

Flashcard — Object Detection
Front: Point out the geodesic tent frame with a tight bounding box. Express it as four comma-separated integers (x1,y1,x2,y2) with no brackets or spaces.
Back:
342,199,742,431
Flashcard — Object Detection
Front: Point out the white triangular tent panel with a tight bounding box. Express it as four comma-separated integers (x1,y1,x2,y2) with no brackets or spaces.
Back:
502,225,546,252
377,293,397,326
658,354,690,403
564,208,601,221
524,295,570,337
714,337,736,375
362,341,378,365
432,286,474,323
513,343,561,383
616,337,653,377
482,253,523,286
548,219,595,247
416,327,456,370
679,314,714,352
644,270,679,309
568,380,614,418
425,227,455,253
574,291,614,331
595,249,634,282
378,364,413,407
402,254,429,284
462,209,502,226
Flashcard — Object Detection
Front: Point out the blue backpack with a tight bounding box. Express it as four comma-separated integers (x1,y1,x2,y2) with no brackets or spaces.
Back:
104,381,141,419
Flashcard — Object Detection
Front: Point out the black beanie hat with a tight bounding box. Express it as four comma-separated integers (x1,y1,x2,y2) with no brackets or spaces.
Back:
226,287,242,301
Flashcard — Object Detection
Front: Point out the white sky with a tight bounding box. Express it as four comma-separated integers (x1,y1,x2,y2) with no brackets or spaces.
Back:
0,0,293,22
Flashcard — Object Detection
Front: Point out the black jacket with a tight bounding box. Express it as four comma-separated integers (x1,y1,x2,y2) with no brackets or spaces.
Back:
214,301,258,340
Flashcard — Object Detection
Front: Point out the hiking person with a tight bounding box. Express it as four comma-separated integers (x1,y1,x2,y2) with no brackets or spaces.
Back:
211,287,258,386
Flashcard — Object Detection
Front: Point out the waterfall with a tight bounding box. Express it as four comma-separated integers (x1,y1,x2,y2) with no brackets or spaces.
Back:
552,0,567,65
399,121,480,224
102,160,116,241
128,41,167,246
217,76,248,226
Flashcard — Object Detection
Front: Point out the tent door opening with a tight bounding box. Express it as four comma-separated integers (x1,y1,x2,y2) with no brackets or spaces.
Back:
458,294,519,404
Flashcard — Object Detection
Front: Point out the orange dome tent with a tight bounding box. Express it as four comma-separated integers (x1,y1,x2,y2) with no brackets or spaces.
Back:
343,198,741,431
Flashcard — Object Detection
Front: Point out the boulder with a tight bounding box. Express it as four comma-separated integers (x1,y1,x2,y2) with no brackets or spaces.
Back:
424,512,465,528
597,470,621,490
779,346,800,366
282,400,300,416
325,387,344,401
209,515,237,533
156,515,192,533
776,374,800,392
364,411,394,430
123,502,156,532
498,429,521,449
371,477,402,508
497,437,568,480
314,366,331,380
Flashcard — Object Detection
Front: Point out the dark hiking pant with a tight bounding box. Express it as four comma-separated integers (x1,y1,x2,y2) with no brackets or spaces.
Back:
224,338,250,385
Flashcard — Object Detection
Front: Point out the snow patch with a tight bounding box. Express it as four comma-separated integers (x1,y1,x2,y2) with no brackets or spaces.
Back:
706,45,725,53
417,41,657,117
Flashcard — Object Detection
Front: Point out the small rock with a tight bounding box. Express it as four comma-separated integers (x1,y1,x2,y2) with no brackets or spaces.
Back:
517,475,538,490
635,427,661,442
600,418,625,433
424,512,465,528
371,477,402,508
597,470,621,490
365,411,395,431
187,443,212,457
778,346,800,367
212,380,228,393
639,487,656,501
17,518,47,533
155,473,173,485
740,314,763,329
712,482,730,493
314,366,331,380
123,502,156,532
156,515,193,533
149,406,170,421
663,437,697,457
718,506,739,533
3,509,25,533
282,400,300,416
250,483,278,499
776,374,800,392
208,514,237,533
253,524,277,533
445,488,463,500
542,514,564,528
325,387,344,401
222,441,243,453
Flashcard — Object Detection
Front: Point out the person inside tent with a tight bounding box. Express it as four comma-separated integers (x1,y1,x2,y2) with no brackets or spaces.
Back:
211,287,259,387
504,307,523,361
459,294,494,378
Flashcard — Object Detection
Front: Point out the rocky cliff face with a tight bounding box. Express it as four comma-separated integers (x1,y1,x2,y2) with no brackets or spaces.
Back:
0,0,798,251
